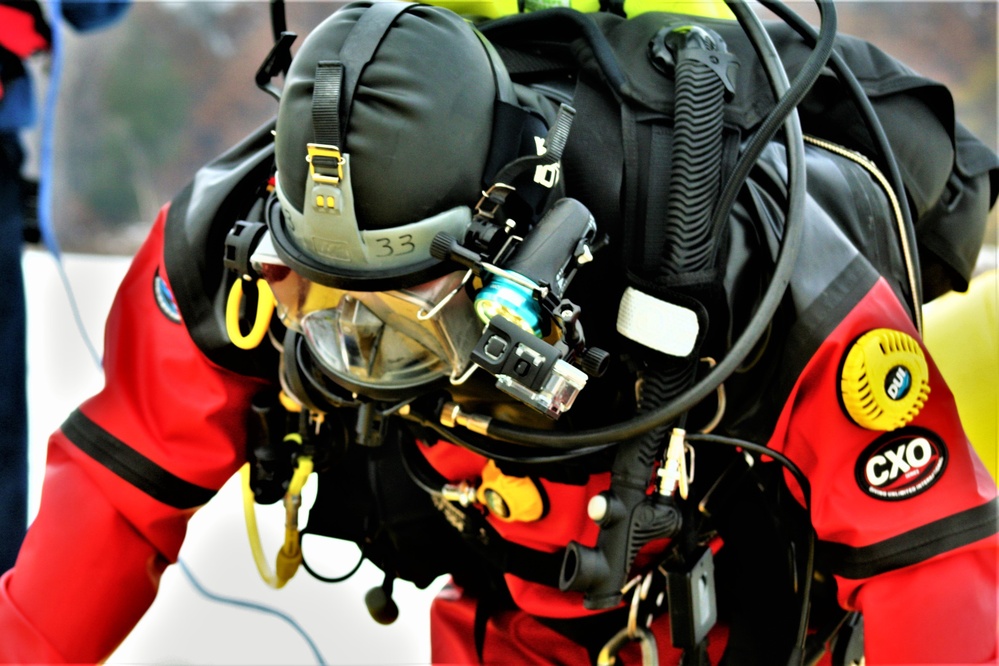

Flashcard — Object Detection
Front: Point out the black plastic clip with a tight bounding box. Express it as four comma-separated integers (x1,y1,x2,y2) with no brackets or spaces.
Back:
223,219,269,280
665,546,718,651
256,31,298,101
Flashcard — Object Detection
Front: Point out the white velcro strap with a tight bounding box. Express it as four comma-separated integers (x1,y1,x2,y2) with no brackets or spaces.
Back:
616,287,699,357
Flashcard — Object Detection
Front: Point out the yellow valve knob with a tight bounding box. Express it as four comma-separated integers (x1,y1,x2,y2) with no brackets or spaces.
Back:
841,328,930,431
476,460,547,523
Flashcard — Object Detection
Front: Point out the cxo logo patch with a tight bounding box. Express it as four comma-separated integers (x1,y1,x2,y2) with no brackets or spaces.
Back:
855,429,947,501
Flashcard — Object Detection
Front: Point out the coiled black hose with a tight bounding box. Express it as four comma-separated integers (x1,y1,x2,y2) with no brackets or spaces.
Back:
481,0,833,450
661,27,730,277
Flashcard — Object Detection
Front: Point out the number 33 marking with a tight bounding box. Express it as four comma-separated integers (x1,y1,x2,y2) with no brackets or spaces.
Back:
374,234,416,257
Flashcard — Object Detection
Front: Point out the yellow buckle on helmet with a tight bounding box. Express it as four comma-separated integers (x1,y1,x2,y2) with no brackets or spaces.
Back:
306,143,345,185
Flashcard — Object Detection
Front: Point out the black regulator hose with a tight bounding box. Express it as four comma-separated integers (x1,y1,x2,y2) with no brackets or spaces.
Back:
708,0,837,251
659,25,733,276
721,10,832,661
560,24,736,611
480,0,837,450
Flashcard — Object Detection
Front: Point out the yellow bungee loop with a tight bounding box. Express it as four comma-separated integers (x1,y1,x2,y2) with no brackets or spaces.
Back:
226,278,276,350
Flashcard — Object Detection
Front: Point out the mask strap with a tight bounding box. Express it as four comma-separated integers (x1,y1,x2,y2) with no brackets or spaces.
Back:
476,103,576,219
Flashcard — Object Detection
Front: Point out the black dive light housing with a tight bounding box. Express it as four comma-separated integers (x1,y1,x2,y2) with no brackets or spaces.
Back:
430,196,597,316
432,196,608,418
500,197,598,316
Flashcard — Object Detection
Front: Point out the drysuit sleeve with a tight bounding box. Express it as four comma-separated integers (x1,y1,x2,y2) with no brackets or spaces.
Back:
0,208,267,664
768,277,998,664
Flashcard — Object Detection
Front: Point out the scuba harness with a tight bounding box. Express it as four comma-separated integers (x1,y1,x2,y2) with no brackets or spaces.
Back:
201,0,987,664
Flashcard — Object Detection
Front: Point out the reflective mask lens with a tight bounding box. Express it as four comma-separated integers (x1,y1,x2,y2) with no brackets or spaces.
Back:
302,299,447,388
253,238,481,393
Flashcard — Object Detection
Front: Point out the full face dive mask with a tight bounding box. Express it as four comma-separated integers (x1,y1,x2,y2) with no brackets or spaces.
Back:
251,230,483,396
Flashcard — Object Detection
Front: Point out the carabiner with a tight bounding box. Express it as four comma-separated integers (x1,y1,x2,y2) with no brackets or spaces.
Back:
596,625,659,666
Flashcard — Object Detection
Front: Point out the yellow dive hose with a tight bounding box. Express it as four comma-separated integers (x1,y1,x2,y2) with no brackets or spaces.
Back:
226,268,315,588
241,437,314,589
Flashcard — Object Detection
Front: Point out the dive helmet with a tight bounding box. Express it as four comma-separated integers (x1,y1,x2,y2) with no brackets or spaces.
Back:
261,2,556,401
270,0,538,290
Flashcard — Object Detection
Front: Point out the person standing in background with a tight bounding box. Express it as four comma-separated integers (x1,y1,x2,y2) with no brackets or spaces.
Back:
0,0,129,573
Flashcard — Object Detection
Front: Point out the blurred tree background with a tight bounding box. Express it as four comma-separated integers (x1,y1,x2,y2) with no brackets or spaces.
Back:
41,0,996,255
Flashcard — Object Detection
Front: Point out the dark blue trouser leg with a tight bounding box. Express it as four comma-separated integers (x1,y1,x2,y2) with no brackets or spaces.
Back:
0,132,28,574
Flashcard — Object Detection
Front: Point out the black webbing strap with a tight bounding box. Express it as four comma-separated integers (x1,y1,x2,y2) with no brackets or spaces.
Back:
643,124,673,275
490,102,575,186
490,528,566,587
61,409,216,509
451,505,566,589
311,62,343,150
620,102,640,268
820,498,999,580
311,1,414,151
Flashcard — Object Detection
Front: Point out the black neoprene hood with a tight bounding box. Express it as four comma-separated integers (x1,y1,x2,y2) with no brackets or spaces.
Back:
274,2,498,231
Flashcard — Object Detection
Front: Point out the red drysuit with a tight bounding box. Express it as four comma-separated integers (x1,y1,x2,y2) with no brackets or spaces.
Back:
0,198,996,663
6,0,999,657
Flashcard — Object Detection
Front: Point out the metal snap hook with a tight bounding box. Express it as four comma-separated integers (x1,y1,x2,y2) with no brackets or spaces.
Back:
599,572,659,666
596,625,658,666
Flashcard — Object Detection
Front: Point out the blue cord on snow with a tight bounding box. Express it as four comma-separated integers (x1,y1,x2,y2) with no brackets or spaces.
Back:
177,558,329,666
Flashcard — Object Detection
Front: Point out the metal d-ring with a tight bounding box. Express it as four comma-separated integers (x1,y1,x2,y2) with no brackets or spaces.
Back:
598,573,659,666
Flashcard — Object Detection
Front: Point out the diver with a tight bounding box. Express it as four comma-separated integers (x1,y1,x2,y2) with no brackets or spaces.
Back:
0,1,996,664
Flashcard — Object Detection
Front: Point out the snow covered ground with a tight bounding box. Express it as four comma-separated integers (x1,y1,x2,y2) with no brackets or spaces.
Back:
23,248,442,665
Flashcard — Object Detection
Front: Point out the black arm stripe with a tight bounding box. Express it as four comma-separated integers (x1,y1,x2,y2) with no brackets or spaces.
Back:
821,499,999,580
502,540,565,588
61,409,216,510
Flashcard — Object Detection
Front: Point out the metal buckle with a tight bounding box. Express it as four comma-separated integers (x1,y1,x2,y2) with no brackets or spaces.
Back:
306,143,344,184
474,183,515,220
